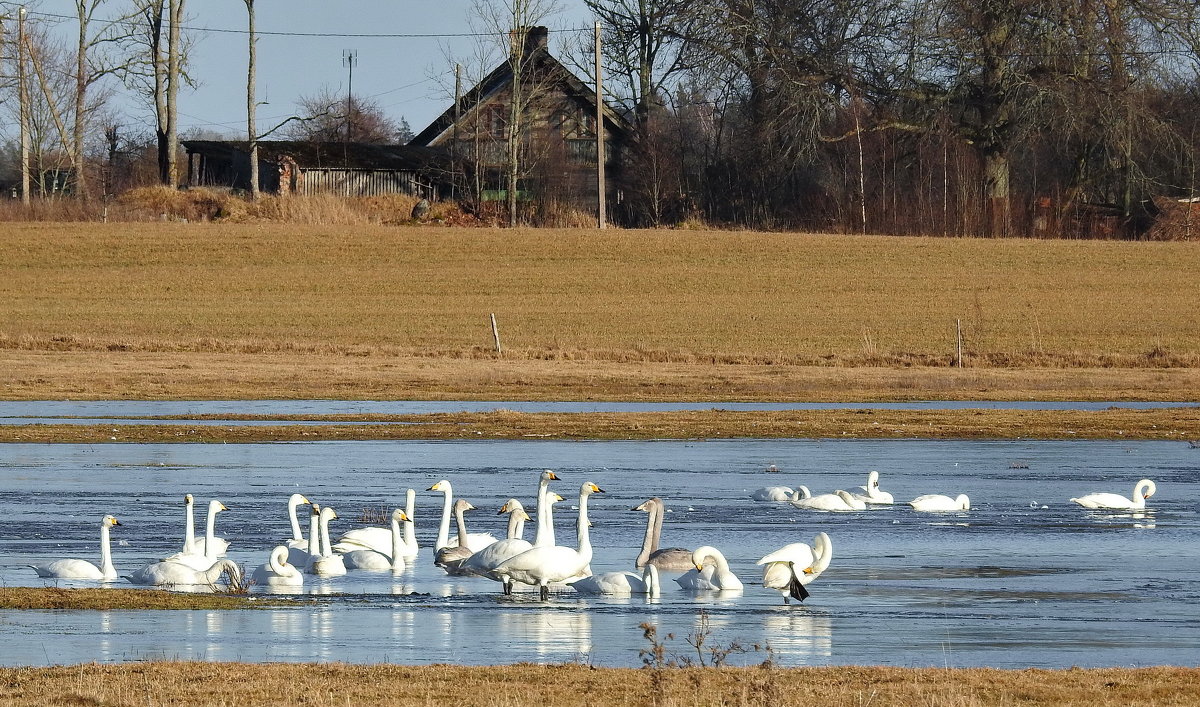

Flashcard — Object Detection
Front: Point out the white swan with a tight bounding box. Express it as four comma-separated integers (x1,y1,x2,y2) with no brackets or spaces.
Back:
457,499,534,592
307,505,346,576
570,564,660,597
288,503,321,567
434,499,481,574
29,515,121,581
429,480,496,553
751,486,794,502
533,469,560,547
909,493,971,512
251,545,304,587
493,481,604,600
633,497,693,571
758,532,832,603
791,489,865,511
163,498,230,570
127,557,242,587
1071,479,1156,510
342,509,411,573
851,470,895,504
333,489,419,559
675,546,743,591
283,493,312,551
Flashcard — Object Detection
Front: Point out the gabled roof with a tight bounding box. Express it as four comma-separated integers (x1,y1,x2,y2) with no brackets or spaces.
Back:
182,140,450,171
409,39,635,147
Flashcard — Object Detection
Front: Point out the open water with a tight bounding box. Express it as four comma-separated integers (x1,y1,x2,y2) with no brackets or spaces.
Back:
1,436,1197,668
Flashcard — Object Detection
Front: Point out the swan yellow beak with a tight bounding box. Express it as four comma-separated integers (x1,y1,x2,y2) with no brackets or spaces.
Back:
803,566,815,575
694,563,704,571
498,502,510,514
220,503,230,511
111,518,121,526
591,484,605,493
300,496,311,504
397,511,411,523
427,483,441,491
546,470,559,480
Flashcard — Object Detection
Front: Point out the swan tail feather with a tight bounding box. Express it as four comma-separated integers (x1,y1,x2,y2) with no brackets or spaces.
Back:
788,575,810,602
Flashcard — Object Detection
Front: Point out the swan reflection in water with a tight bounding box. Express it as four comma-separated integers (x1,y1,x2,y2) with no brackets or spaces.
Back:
762,611,833,659
497,609,592,660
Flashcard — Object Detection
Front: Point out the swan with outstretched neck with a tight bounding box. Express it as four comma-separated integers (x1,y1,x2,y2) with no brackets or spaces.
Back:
758,532,832,603
307,505,346,576
493,481,604,600
180,496,230,557
29,515,121,581
1071,479,1156,510
434,500,482,574
633,497,693,571
429,480,496,553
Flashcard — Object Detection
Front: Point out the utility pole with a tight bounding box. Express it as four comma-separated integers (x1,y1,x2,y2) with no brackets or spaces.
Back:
245,0,258,199
18,6,30,205
166,0,184,187
343,49,356,167
452,63,461,200
594,21,606,229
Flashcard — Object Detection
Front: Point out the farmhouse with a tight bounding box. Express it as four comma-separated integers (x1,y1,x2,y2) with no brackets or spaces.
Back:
181,140,453,199
409,26,633,218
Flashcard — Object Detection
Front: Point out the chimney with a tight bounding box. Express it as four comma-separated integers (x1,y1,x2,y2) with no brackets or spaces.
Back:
511,26,549,57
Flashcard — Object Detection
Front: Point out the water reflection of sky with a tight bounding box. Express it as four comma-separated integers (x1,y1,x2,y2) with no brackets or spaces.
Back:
0,438,1197,668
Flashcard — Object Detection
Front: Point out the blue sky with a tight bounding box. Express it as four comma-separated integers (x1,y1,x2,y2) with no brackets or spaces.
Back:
11,0,595,141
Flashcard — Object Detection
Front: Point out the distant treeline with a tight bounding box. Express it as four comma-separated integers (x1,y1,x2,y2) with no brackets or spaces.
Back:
587,0,1200,237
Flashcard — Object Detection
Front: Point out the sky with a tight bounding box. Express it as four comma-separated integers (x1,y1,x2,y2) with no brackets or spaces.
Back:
10,0,596,141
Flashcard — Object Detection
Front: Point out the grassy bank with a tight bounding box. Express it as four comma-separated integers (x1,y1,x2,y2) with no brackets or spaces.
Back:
1,662,1197,706
2,407,1198,443
0,588,280,611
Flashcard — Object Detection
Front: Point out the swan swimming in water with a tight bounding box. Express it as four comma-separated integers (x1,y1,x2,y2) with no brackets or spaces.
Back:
851,471,895,504
180,496,230,557
434,500,482,574
457,498,536,593
632,497,694,571
307,506,346,577
758,532,832,603
674,546,743,591
909,493,971,512
751,485,795,502
333,489,418,559
127,557,242,587
429,480,496,553
29,515,121,581
570,564,660,597
1071,479,1156,510
791,489,865,512
251,545,304,587
342,509,412,573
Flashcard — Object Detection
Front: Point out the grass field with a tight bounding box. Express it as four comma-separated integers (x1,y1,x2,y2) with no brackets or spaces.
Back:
3,222,1199,402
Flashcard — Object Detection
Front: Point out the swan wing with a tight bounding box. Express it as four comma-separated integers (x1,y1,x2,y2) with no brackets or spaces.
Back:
30,559,105,580
342,548,393,571
1071,492,1136,509
334,527,391,554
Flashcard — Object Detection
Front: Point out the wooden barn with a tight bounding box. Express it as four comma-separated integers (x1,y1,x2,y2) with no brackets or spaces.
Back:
409,26,633,218
181,140,453,199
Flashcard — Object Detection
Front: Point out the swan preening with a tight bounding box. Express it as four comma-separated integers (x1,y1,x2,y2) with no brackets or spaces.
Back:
851,471,895,504
1071,479,1156,510
29,515,121,581
251,545,304,587
127,557,242,587
758,533,832,603
675,546,742,592
633,498,693,571
570,564,660,597
751,486,795,502
909,494,971,512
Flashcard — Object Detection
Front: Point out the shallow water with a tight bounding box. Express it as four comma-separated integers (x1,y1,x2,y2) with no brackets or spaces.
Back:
1,438,1198,668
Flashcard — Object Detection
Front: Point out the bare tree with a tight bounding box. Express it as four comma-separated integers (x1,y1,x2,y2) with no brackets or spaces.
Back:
284,87,406,143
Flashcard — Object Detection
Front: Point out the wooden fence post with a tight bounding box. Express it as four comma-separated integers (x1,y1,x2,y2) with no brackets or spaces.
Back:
491,313,502,354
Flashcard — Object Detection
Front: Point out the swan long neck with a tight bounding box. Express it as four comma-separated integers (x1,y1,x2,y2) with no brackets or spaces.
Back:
183,497,195,551
812,534,833,575
507,510,523,540
635,504,655,567
269,547,289,574
99,522,116,579
534,477,553,547
436,485,452,551
307,509,320,555
404,489,417,552
319,512,334,557
207,560,237,584
645,564,660,597
454,505,469,549
288,498,304,541
651,499,666,553
575,489,593,567
390,515,404,571
204,504,218,558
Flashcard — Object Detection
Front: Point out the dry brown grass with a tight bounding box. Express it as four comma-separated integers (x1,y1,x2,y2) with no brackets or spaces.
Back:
0,662,1197,706
2,407,1197,443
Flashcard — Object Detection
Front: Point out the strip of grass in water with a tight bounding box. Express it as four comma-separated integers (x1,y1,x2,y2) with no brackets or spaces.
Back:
1,408,1197,443
0,587,297,611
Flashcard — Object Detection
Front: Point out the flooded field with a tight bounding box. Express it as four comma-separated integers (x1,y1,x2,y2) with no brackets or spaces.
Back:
1,436,1198,668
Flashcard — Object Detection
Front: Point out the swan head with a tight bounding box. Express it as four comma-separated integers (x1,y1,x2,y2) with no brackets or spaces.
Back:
956,494,971,510
541,469,560,481
208,500,229,514
391,509,411,523
428,480,451,493
184,494,194,505
498,498,525,515
452,499,475,513
1137,479,1156,499
289,493,310,506
790,486,811,501
691,546,721,570
319,506,338,521
582,482,604,496
868,470,880,487
309,503,321,516
102,515,120,528
549,492,565,504
632,499,654,512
